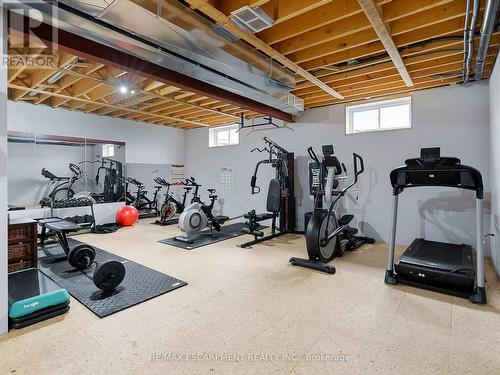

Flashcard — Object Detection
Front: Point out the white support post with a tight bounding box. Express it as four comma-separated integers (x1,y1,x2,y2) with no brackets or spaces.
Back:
0,5,9,335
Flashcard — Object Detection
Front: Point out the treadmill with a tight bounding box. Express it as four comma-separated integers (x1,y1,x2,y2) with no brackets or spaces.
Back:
384,148,486,304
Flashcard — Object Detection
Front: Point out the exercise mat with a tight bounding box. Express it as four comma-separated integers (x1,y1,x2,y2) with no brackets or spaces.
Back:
159,222,265,250
38,240,187,318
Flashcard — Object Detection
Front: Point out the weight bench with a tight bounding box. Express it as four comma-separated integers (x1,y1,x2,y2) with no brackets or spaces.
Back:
240,179,283,248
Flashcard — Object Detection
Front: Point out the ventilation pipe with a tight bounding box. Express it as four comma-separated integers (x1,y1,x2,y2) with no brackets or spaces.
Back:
464,0,480,84
462,0,471,81
474,0,500,80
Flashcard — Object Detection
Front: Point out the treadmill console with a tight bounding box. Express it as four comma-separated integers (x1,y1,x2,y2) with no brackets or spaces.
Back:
420,147,440,165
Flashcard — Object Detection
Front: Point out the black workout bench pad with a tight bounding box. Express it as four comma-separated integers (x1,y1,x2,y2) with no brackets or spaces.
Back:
37,239,187,318
159,222,265,250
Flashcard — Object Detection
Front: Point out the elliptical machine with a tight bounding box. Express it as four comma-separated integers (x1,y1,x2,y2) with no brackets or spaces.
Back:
154,177,192,225
174,187,229,244
289,145,374,273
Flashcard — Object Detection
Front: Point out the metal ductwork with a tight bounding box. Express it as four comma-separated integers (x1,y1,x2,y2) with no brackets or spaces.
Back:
474,0,500,81
6,0,304,116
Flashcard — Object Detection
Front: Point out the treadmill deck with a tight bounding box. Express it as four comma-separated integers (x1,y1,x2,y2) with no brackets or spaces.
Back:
398,238,472,271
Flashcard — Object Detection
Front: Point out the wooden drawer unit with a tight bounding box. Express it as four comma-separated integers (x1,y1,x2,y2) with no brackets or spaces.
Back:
8,218,37,273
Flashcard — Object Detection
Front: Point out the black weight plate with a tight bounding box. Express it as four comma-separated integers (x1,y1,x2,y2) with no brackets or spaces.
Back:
68,244,96,270
93,260,126,290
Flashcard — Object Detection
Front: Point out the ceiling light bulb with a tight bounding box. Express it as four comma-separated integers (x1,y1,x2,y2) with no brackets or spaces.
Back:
119,86,128,94
130,89,136,94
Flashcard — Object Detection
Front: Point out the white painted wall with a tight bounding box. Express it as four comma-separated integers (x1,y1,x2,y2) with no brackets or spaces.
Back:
185,83,491,253
489,61,500,275
1,8,9,335
7,101,186,165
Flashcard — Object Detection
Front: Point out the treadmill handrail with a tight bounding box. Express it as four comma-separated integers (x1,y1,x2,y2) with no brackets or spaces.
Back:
390,159,483,199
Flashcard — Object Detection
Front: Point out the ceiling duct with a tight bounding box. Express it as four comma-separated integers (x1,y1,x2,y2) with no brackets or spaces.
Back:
230,6,275,33
7,0,303,116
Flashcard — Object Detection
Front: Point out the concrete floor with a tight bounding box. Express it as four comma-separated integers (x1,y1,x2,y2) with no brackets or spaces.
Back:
1,218,500,375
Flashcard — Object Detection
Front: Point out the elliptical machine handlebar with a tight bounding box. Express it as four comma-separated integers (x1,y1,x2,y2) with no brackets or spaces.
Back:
353,153,364,183
307,146,320,164
321,152,366,246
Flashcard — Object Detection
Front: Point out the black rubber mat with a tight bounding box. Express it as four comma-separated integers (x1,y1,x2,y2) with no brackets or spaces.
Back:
37,240,187,318
158,222,265,250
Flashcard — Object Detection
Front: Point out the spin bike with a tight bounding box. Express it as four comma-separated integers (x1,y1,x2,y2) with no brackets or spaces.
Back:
174,187,229,244
185,177,202,203
125,177,162,217
154,177,192,225
40,163,83,207
289,145,374,273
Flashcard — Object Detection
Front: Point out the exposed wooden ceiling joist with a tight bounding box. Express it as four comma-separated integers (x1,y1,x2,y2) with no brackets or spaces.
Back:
6,0,499,128
185,0,345,100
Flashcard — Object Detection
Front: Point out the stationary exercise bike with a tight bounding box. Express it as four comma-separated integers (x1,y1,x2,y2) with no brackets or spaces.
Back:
126,177,162,217
185,177,202,203
154,177,192,224
174,187,229,244
290,145,374,273
40,163,83,207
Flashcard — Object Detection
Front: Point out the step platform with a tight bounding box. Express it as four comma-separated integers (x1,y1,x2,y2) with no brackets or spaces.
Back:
8,268,70,329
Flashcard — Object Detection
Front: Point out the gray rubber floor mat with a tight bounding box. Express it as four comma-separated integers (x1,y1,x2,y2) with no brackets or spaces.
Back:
37,240,187,318
158,222,265,250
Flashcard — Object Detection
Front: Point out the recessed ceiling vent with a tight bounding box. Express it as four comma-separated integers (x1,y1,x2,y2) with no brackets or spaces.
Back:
230,6,275,33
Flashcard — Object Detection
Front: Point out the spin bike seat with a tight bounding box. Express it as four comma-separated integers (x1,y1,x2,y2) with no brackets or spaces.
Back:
154,186,163,189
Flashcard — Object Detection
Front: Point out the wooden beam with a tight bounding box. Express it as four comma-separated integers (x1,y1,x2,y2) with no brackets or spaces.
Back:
9,15,292,122
8,84,210,127
273,0,455,56
357,0,413,87
186,0,344,100
258,0,391,45
58,68,239,119
300,18,466,71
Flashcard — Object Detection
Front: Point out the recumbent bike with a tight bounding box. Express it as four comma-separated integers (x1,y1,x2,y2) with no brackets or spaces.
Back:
290,145,374,273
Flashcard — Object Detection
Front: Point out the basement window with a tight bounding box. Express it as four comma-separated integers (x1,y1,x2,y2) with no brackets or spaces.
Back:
209,124,240,148
346,97,412,134
102,144,115,157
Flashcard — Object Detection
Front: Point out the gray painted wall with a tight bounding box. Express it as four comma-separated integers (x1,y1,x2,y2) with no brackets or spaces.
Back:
185,83,491,254
489,61,500,275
